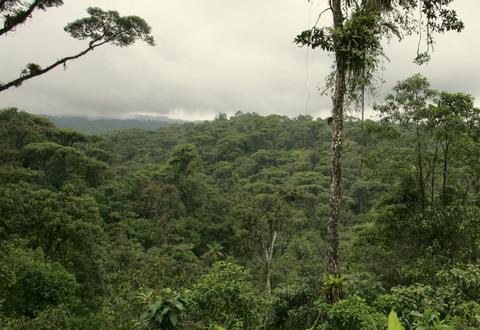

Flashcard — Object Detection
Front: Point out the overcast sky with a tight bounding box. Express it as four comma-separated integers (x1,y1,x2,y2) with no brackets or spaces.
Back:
1,0,479,120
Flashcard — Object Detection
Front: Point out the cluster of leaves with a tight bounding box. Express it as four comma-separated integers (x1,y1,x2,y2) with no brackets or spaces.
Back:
295,0,464,103
138,289,190,330
295,8,391,77
65,7,155,47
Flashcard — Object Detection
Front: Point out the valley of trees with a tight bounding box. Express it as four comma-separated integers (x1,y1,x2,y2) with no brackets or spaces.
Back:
2,1,480,329
1,74,480,329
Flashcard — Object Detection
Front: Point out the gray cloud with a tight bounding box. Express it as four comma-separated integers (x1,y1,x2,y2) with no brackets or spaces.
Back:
1,0,478,120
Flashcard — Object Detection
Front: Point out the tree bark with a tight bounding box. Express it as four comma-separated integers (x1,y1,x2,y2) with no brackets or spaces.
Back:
264,230,276,296
326,0,345,304
359,71,365,214
430,143,439,206
442,141,449,205
359,75,365,179
416,125,426,211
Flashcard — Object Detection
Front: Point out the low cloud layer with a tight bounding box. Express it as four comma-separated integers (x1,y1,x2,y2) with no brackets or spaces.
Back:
1,0,478,120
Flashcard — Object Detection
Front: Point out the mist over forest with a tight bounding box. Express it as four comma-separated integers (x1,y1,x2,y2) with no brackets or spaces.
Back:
46,115,183,134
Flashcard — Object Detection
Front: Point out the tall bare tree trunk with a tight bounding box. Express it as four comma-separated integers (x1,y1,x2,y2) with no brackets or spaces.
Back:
264,230,277,296
416,126,426,212
359,75,365,179
359,71,366,214
326,0,346,304
442,141,449,205
431,143,439,206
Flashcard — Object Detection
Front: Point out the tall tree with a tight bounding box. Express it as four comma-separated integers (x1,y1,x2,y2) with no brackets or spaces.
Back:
295,0,463,303
427,92,478,205
376,74,437,211
0,6,154,93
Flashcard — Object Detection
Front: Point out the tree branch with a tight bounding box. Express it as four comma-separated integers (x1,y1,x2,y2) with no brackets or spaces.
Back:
313,7,332,29
0,40,109,92
0,0,40,36
0,0,9,10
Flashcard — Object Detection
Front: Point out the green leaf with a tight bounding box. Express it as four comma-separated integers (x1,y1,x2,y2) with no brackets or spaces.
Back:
388,310,405,330
169,312,178,326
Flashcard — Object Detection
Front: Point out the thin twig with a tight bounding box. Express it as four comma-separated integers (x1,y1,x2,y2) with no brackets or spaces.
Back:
313,7,332,28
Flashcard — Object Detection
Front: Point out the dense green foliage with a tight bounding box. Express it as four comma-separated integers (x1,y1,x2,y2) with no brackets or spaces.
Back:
47,116,182,135
0,75,479,329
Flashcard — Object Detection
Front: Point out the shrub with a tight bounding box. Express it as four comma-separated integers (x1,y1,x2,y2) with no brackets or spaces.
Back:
320,296,386,330
189,261,267,329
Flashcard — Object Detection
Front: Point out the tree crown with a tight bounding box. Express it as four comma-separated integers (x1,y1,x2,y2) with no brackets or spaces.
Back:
65,7,155,47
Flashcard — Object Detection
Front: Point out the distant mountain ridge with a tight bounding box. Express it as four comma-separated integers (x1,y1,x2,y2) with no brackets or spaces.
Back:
46,115,184,134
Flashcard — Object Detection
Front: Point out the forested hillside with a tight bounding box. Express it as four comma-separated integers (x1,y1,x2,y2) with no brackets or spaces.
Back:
1,76,480,329
47,116,183,135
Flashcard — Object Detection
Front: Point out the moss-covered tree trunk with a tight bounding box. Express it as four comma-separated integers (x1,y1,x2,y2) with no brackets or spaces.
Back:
326,0,346,304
